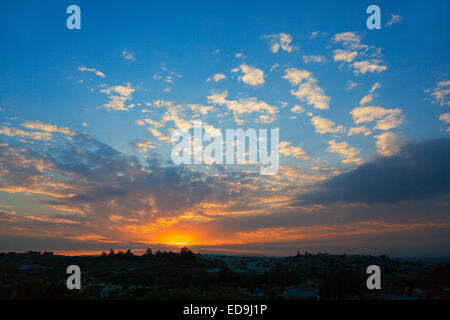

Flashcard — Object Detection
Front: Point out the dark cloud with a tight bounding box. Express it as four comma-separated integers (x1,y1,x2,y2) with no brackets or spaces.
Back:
0,131,244,224
292,138,450,205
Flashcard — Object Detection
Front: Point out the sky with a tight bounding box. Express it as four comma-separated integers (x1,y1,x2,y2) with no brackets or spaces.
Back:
0,0,449,257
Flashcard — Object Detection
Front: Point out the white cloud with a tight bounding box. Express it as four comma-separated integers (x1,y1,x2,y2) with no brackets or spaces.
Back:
310,31,319,39
346,80,357,90
283,68,311,86
208,73,226,83
327,139,362,164
369,82,382,93
333,49,358,63
359,82,381,105
303,55,327,64
311,115,345,135
351,106,404,130
153,63,182,84
290,105,305,114
132,139,155,153
331,32,387,75
22,121,76,136
188,104,215,115
283,68,331,110
332,32,368,51
281,166,327,181
351,60,387,75
279,141,310,160
374,132,404,156
122,50,136,60
233,64,265,86
136,117,164,128
262,33,295,53
100,83,135,111
148,127,170,142
207,91,278,123
439,112,450,123
348,126,371,136
359,95,373,106
258,114,277,124
101,84,134,97
78,66,105,78
426,80,450,107
0,126,52,141
385,14,402,27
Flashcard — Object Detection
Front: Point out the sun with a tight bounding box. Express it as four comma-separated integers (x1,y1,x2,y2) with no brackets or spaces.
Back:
157,232,196,247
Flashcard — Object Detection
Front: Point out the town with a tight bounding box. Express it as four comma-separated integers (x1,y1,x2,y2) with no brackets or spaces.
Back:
0,249,448,300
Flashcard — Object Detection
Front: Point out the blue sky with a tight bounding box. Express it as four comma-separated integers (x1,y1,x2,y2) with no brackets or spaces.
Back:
0,0,449,256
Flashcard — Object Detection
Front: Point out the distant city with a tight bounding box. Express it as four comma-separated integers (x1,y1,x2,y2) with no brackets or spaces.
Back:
1,249,449,300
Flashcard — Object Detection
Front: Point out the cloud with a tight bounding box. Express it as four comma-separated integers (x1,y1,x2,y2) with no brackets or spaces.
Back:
374,131,405,156
122,50,136,60
385,14,402,27
348,126,371,136
279,141,310,160
207,73,226,83
351,60,387,75
78,66,105,78
310,115,345,134
207,91,278,123
350,106,404,130
327,140,362,164
346,80,357,90
153,63,182,84
132,139,155,153
333,49,358,63
188,104,215,115
262,33,295,53
22,121,76,136
426,80,450,107
310,31,319,39
136,117,164,128
0,127,52,141
359,82,381,105
331,32,387,75
290,105,305,114
332,32,368,51
293,138,450,205
283,68,331,110
303,55,327,64
439,112,450,123
0,131,229,219
232,64,265,86
101,84,134,97
283,68,311,85
100,83,135,111
281,166,326,181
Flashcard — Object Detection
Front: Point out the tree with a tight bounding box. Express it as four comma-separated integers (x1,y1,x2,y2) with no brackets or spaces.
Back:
144,248,153,257
180,247,193,256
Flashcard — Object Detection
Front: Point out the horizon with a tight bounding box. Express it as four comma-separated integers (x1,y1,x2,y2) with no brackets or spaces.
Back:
2,248,450,260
